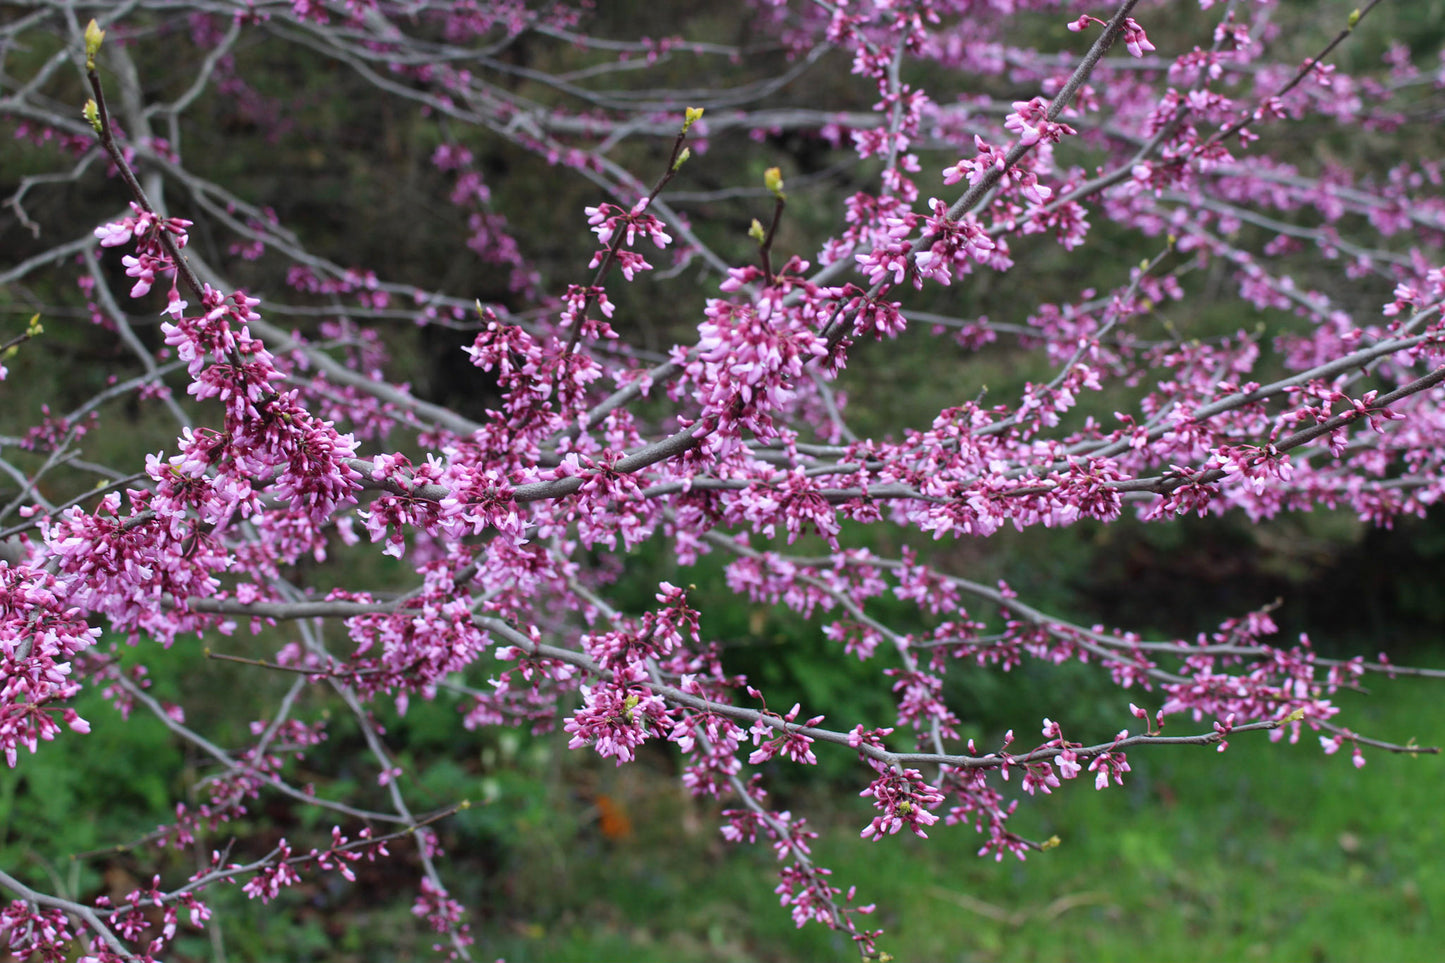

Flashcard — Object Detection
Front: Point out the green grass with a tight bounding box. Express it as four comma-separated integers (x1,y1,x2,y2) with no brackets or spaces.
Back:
7,642,1438,962
477,667,1444,963
843,681,1442,963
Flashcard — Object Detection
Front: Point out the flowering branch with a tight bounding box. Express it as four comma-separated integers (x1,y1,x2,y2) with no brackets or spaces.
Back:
0,3,1442,960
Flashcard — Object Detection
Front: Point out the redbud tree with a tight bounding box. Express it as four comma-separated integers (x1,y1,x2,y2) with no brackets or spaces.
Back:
1,0,1443,959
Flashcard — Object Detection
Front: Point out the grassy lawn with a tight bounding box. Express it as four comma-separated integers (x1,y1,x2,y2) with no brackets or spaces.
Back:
4,632,1437,962
480,667,1444,963
4,589,1439,963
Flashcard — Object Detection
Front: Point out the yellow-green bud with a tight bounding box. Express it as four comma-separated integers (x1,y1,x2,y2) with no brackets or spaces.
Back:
83,99,101,133
748,218,766,243
764,166,785,198
683,106,704,130
84,19,105,69
672,146,691,171
1347,8,1360,28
